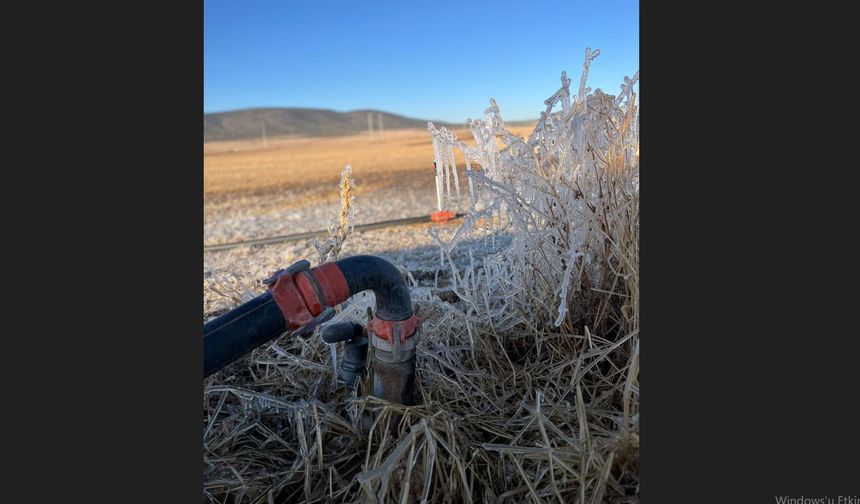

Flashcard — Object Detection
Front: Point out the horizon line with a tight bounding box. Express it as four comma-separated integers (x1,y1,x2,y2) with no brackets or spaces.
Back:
203,105,540,124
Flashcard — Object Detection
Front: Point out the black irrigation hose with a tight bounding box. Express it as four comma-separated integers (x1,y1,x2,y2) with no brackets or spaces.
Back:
203,255,415,378
336,255,414,321
203,292,285,377
203,213,465,252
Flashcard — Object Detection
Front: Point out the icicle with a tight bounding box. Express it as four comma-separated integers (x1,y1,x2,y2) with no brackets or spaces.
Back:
329,343,338,386
554,245,584,327
443,147,452,209
465,158,477,210
429,122,445,212
448,143,461,208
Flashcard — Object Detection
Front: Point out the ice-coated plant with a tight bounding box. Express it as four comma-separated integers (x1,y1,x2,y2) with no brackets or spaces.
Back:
428,47,639,336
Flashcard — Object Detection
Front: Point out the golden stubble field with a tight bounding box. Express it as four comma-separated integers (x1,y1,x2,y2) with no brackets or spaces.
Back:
203,126,535,201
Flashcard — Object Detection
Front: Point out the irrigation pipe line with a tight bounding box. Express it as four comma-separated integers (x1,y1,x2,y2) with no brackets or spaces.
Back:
204,212,465,252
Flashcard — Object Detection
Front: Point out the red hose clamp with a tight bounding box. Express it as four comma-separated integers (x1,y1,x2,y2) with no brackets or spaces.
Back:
370,313,421,344
264,260,348,336
295,262,350,313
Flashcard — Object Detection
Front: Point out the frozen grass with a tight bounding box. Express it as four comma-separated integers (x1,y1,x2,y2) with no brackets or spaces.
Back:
204,48,638,503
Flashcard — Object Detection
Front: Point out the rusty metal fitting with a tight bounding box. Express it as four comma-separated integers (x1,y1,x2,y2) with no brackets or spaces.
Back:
370,320,420,405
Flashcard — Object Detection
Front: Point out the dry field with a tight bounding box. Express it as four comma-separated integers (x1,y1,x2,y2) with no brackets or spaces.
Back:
204,126,534,199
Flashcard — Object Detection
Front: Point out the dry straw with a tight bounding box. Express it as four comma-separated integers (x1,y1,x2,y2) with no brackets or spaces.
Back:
312,164,356,264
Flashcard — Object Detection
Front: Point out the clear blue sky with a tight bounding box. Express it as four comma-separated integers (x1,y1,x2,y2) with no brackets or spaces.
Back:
204,0,638,122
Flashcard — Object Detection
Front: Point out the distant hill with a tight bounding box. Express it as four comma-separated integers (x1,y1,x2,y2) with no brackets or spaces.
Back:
204,108,458,142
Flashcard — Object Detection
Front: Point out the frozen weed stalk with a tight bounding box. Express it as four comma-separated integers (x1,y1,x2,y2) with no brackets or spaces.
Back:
203,48,639,503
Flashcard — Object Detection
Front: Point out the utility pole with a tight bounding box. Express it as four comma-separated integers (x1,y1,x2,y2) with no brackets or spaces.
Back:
377,112,384,141
261,122,268,149
367,112,374,141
